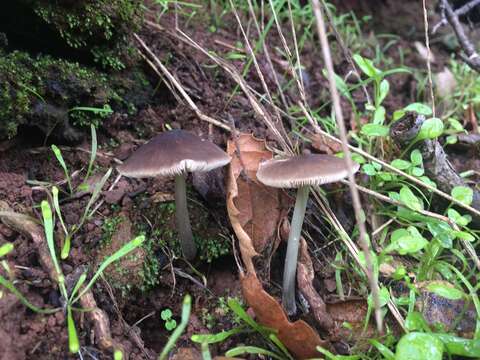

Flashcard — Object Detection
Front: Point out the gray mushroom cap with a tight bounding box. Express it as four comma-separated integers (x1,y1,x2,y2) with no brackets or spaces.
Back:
117,130,231,178
256,154,360,188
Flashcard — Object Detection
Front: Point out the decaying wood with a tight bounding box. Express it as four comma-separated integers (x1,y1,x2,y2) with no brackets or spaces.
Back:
389,114,480,214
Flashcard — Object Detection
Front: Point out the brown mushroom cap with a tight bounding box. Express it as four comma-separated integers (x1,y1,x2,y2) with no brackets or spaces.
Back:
256,154,359,188
117,130,231,178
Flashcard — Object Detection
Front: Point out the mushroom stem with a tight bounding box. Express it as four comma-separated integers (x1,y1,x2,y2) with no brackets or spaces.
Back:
283,185,309,315
174,174,197,260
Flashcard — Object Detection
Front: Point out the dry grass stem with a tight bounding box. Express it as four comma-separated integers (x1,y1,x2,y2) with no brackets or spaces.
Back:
311,0,383,334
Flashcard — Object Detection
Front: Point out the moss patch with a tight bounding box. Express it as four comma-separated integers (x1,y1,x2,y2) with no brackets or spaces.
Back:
33,0,144,70
0,50,119,140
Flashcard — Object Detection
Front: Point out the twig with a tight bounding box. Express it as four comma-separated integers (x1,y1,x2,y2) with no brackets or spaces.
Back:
422,0,436,116
439,0,480,72
433,0,480,32
311,0,383,334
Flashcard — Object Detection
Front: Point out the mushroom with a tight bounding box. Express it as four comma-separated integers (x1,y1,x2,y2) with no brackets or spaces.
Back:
117,130,231,260
256,154,359,315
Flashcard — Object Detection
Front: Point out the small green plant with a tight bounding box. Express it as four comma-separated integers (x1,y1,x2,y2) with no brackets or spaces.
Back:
158,294,192,360
161,308,177,331
192,298,295,360
0,201,145,354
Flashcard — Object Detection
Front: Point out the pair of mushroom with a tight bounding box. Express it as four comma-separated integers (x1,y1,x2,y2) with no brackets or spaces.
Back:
119,130,357,315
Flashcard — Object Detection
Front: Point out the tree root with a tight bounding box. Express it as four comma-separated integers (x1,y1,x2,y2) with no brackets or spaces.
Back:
0,201,124,358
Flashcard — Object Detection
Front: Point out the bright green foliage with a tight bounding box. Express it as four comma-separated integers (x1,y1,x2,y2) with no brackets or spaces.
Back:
161,308,177,331
395,332,444,360
33,0,144,70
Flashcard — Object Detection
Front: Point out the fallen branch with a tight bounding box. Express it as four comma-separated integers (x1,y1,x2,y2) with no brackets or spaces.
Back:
436,0,480,72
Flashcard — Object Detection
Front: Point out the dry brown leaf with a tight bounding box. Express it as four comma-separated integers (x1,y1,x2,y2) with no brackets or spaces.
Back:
310,133,342,154
241,272,329,359
226,133,287,273
297,237,333,331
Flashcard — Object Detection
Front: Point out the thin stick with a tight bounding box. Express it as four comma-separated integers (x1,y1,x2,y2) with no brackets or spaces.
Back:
311,0,383,334
422,0,436,116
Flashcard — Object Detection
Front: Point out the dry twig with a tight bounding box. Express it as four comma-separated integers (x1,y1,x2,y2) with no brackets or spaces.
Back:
311,0,383,334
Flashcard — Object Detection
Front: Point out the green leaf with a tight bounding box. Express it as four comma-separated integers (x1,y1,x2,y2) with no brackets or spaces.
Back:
453,231,475,242
51,145,73,194
158,295,192,360
67,306,80,353
403,103,433,115
192,327,245,344
446,135,458,144
373,106,386,125
378,79,389,105
427,221,454,248
405,312,429,331
433,333,480,357
447,208,471,226
226,346,285,360
447,118,464,132
425,282,464,300
410,149,423,166
411,167,424,177
351,153,366,164
400,186,423,211
0,243,13,258
417,118,444,140
362,163,377,176
396,332,444,360
393,109,406,121
161,309,172,320
361,123,390,137
391,159,411,170
165,319,177,331
385,227,428,255
451,186,473,206
353,54,380,78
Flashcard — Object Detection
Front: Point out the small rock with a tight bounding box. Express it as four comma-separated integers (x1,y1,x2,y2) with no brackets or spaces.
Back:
104,190,125,204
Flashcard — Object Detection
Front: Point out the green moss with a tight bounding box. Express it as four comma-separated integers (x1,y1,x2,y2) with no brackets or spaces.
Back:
33,0,144,70
142,197,231,265
0,50,119,139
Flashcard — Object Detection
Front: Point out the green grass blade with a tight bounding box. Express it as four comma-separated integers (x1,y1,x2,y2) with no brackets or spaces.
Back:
225,346,285,360
84,124,97,182
52,186,68,236
0,242,14,258
73,235,145,303
158,294,192,360
0,275,58,314
82,167,112,226
41,200,67,298
60,234,71,260
67,306,80,353
191,327,245,344
51,145,73,195
68,271,87,303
